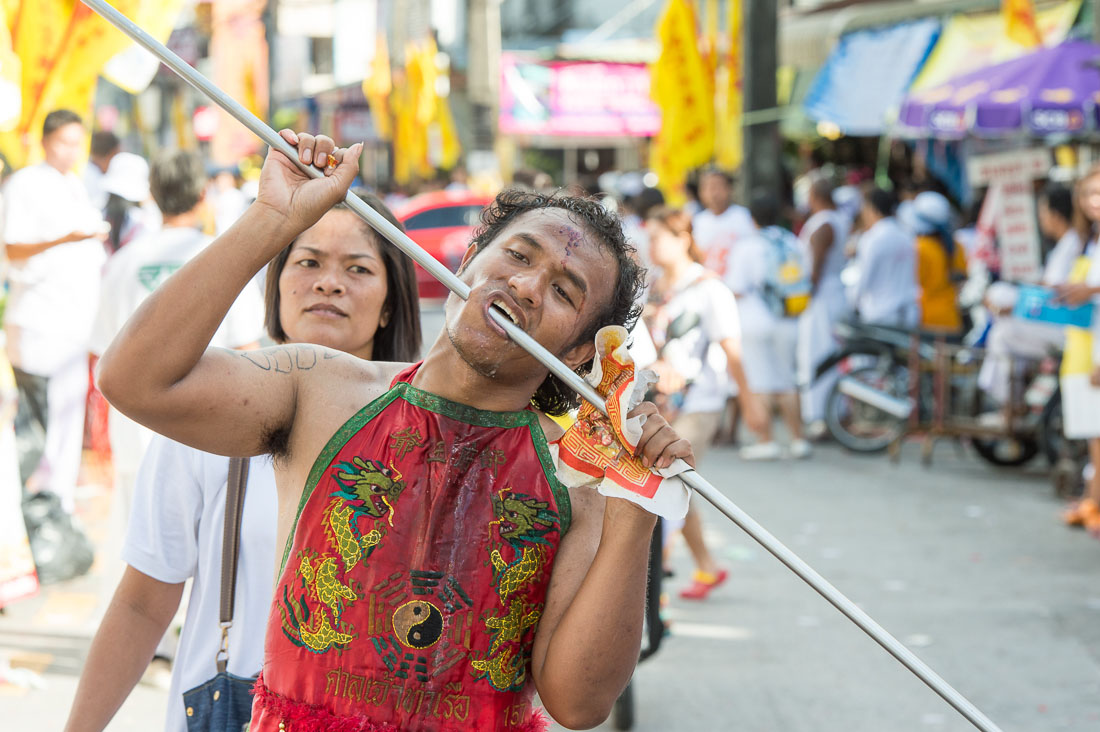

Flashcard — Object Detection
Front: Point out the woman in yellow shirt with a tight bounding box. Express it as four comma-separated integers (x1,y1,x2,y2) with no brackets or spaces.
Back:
908,192,966,334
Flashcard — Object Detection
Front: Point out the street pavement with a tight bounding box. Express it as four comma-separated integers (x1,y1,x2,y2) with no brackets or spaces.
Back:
2,305,1099,730
4,440,1098,731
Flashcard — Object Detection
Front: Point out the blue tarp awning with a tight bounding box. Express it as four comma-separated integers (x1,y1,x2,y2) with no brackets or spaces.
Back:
803,19,941,137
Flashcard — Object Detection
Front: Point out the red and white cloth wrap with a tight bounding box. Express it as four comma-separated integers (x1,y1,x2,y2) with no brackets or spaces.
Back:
553,326,692,520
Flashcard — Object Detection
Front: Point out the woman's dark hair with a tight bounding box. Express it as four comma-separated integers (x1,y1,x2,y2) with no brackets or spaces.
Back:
1040,182,1073,224
264,189,421,362
645,206,704,264
864,187,897,218
103,193,138,253
466,188,647,416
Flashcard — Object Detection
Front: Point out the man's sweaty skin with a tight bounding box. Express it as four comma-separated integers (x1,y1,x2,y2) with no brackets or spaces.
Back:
97,130,694,728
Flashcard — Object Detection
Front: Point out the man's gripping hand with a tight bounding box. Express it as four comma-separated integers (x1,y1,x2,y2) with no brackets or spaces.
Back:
629,401,696,471
254,130,363,234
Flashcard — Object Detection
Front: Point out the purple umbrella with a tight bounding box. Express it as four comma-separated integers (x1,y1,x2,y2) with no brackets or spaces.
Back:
897,39,1100,138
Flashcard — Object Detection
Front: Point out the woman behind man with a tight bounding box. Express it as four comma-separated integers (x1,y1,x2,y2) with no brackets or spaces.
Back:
643,206,766,600
64,191,421,732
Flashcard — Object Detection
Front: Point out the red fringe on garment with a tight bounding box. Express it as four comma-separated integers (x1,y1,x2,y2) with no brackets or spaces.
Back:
252,674,551,732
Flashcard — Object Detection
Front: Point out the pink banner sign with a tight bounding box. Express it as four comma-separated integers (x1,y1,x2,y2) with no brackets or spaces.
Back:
499,53,660,138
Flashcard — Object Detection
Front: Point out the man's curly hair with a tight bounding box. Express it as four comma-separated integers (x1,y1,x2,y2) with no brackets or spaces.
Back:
465,188,647,416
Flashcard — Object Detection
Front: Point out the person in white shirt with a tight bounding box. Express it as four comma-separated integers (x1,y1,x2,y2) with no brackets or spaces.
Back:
3,109,109,511
83,130,119,212
798,176,852,429
978,183,1084,406
64,191,422,732
726,192,811,460
691,169,754,278
852,187,919,328
644,207,766,601
89,151,265,514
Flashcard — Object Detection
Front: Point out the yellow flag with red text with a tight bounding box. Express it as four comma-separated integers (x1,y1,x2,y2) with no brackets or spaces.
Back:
650,0,715,205
1003,0,1042,46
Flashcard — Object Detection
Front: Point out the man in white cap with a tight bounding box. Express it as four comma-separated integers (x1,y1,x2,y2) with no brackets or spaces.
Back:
3,109,108,512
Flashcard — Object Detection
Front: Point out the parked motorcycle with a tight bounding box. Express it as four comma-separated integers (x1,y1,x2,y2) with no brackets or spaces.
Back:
814,320,1072,467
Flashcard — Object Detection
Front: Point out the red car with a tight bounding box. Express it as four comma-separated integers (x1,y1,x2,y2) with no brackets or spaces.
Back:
395,191,493,300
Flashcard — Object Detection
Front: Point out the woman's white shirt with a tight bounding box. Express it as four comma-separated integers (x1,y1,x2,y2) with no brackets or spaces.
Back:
122,436,277,732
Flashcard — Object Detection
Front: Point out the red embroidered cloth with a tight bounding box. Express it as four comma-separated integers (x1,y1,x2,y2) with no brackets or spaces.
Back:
251,364,568,731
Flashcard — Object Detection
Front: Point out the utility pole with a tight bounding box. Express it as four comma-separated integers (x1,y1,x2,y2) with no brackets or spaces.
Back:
467,0,501,151
741,0,780,198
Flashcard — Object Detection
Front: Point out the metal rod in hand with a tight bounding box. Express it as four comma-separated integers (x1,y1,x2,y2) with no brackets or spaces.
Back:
80,3,1002,731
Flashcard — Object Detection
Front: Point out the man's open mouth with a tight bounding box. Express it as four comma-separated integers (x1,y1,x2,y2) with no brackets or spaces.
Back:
487,296,526,334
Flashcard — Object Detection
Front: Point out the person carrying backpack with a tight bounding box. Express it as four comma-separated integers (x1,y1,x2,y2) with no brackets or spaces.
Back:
726,191,812,460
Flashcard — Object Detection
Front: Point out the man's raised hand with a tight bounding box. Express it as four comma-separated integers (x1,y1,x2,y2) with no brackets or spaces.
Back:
629,401,696,470
254,129,363,234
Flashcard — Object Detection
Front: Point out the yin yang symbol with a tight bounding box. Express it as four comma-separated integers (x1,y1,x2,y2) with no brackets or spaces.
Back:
392,600,444,649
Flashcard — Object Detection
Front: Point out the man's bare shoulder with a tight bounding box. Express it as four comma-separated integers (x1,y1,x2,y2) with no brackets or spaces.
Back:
272,350,413,464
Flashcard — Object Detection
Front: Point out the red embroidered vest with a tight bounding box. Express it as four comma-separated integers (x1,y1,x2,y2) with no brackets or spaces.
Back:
251,364,569,732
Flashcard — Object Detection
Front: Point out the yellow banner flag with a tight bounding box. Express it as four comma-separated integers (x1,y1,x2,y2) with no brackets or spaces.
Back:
387,37,462,183
363,34,392,141
392,49,430,184
1003,0,1042,47
714,0,742,170
0,0,143,167
433,94,461,171
650,0,715,205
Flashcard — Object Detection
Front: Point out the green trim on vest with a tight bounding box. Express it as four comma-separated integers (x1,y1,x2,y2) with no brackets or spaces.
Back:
279,380,573,572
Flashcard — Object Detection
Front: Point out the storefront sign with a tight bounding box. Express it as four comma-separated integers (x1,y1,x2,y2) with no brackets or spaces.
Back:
499,54,660,138
968,149,1050,282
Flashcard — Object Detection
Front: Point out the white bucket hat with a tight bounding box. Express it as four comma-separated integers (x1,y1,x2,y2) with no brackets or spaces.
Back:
101,152,150,203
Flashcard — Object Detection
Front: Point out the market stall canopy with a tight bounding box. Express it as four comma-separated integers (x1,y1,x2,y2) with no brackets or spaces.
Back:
896,40,1100,138
909,0,1082,91
802,19,940,137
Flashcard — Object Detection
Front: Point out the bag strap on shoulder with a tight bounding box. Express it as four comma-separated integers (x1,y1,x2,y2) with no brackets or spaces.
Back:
217,456,249,673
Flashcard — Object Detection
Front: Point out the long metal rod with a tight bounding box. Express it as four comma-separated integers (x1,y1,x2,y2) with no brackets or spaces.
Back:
81,3,1002,730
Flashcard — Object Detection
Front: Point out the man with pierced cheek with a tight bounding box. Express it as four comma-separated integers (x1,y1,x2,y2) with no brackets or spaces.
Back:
96,130,694,731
